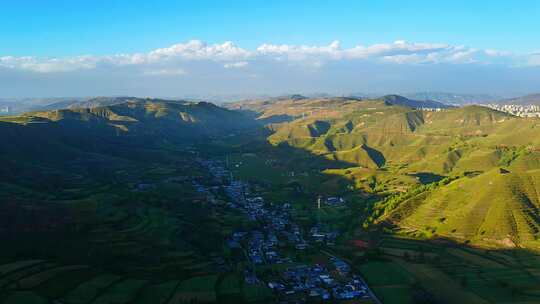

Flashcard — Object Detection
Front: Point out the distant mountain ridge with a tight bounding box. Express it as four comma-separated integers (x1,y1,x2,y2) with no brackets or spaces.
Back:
0,97,79,115
380,95,452,109
39,96,136,111
0,98,257,151
226,95,451,118
402,92,501,105
0,96,135,115
495,93,540,105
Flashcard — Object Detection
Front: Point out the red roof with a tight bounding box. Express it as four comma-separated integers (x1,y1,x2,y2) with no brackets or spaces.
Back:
352,239,369,249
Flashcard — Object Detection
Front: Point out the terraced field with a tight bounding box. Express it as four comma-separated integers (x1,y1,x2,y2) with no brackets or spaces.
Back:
0,174,272,304
376,161,540,250
0,260,259,304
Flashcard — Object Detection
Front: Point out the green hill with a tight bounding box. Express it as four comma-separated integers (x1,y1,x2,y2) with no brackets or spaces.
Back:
375,159,540,250
0,98,261,296
1,98,255,145
236,96,540,250
0,98,256,200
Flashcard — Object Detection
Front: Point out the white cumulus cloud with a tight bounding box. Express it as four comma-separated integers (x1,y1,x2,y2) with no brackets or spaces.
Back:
0,39,534,74
146,40,252,62
0,55,98,73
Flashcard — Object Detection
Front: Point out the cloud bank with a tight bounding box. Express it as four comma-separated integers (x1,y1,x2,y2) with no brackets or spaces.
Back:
1,40,539,97
1,39,533,74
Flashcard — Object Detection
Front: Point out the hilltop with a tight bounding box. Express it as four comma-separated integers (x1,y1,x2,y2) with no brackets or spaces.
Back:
1,97,255,141
38,96,135,111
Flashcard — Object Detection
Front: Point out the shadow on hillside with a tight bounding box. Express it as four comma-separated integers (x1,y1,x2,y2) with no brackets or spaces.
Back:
363,144,386,167
407,172,445,184
258,114,296,124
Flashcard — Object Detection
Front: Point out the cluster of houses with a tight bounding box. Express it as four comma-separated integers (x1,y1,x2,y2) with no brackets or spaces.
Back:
225,189,300,266
484,103,540,117
199,158,373,303
266,264,369,301
309,226,339,246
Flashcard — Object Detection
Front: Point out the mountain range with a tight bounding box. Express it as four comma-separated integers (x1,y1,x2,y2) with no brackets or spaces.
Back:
0,98,255,186
402,92,501,105
3,95,540,251
494,93,540,105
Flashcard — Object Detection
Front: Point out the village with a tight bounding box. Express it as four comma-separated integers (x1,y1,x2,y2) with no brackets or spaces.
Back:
196,158,377,303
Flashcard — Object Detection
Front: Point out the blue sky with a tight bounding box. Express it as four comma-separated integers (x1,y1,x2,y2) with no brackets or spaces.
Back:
2,0,539,55
1,1,540,97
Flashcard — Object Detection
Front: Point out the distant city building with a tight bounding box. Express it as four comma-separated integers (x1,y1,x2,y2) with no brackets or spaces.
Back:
484,104,540,117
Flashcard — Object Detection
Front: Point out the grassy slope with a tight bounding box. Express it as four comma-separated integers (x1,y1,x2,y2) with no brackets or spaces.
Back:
243,96,540,250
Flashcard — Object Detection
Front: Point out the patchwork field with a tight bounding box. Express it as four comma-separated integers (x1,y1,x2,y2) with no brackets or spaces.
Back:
0,258,273,304
346,236,540,304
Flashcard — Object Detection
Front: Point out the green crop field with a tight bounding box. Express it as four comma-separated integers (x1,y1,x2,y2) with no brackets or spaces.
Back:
358,261,414,286
342,235,540,304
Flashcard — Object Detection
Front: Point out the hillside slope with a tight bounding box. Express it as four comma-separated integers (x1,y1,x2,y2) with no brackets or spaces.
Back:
376,154,540,250
39,96,133,111
1,98,255,144
238,96,540,250
0,98,257,197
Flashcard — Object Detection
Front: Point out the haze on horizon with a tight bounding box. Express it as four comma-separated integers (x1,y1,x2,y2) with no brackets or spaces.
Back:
1,0,540,98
